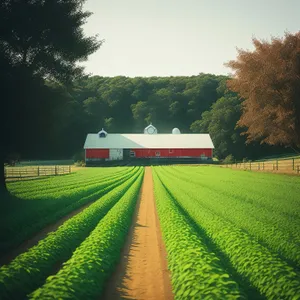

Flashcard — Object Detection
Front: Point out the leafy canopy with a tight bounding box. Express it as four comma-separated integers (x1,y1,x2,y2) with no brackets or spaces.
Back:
0,0,102,81
226,32,300,148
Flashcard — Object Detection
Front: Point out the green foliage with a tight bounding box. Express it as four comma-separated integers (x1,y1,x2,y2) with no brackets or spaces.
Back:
152,169,243,299
0,167,136,255
223,154,235,164
26,74,227,159
0,167,142,300
155,166,300,299
74,160,85,167
190,95,245,159
45,73,292,161
0,0,103,192
0,0,101,81
72,150,85,162
29,168,144,299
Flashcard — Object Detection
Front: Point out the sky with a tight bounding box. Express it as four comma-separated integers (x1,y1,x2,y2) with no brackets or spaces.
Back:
80,0,300,77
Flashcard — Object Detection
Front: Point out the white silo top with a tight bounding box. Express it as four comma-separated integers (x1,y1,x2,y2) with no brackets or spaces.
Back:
172,128,181,134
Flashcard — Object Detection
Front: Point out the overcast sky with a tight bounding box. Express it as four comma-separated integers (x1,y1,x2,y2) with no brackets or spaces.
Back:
80,0,300,77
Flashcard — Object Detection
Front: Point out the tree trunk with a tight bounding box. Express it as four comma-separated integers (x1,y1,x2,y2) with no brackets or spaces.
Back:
0,156,7,195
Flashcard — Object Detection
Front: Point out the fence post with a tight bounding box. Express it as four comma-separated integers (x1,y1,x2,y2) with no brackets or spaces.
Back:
55,166,58,175
69,165,71,173
276,160,278,171
292,158,295,171
297,165,299,174
37,167,40,176
250,162,251,170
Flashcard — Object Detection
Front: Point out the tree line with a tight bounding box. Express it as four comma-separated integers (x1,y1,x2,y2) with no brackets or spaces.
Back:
38,74,292,162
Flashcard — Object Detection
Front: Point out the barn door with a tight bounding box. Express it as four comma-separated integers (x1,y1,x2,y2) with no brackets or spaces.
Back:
109,149,123,160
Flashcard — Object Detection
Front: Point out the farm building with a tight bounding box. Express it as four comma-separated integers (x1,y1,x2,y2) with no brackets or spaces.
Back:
83,124,214,166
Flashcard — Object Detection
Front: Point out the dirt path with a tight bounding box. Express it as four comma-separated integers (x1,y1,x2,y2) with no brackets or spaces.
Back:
0,200,93,266
102,167,173,300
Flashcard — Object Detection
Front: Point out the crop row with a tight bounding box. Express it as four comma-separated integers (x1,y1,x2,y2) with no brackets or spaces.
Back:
152,169,243,299
9,167,131,198
29,168,144,299
7,167,128,195
0,167,143,300
161,166,300,266
155,166,300,299
0,168,138,255
171,166,300,218
6,167,137,221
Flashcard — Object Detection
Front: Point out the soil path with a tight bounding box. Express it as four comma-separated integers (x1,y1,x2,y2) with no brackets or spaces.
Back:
102,167,173,300
0,200,93,266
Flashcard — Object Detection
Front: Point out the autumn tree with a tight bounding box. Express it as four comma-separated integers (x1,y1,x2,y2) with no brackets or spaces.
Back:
226,32,300,148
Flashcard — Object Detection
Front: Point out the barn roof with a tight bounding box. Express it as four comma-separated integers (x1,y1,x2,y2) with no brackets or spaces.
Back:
84,134,214,149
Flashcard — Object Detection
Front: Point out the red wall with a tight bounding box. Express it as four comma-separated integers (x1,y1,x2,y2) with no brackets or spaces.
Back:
86,149,109,159
86,148,213,159
132,148,213,158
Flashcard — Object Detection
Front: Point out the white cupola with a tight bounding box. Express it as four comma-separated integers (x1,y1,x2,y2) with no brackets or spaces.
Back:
98,128,107,138
144,123,158,134
172,128,181,134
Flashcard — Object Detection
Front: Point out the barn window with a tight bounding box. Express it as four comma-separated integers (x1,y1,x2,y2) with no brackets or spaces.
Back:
130,151,135,157
155,151,160,157
98,128,107,138
169,149,174,153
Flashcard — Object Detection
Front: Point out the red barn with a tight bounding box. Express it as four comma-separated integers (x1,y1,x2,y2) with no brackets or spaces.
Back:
83,124,214,165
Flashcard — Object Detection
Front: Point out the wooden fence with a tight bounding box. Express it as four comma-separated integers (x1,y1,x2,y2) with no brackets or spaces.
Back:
5,166,72,179
224,157,300,175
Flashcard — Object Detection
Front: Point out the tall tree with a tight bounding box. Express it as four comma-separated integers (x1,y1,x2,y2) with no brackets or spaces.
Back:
190,95,245,159
0,0,102,192
225,32,300,148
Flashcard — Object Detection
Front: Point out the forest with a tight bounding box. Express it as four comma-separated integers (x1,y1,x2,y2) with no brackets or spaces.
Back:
10,73,292,162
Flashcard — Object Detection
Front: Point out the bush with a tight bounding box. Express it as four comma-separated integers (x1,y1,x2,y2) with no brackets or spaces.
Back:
223,154,235,164
73,151,85,162
75,160,85,167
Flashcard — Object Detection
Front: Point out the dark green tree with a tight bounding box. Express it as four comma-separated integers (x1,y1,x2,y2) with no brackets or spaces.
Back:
1,0,102,192
190,95,245,159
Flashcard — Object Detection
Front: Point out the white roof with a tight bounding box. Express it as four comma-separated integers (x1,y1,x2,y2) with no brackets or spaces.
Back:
84,134,214,149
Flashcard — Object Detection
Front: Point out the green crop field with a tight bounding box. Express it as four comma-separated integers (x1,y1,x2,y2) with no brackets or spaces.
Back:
0,165,300,299
153,166,300,299
0,167,144,299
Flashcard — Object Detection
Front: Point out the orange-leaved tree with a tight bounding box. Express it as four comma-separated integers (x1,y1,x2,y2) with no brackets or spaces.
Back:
225,32,300,148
